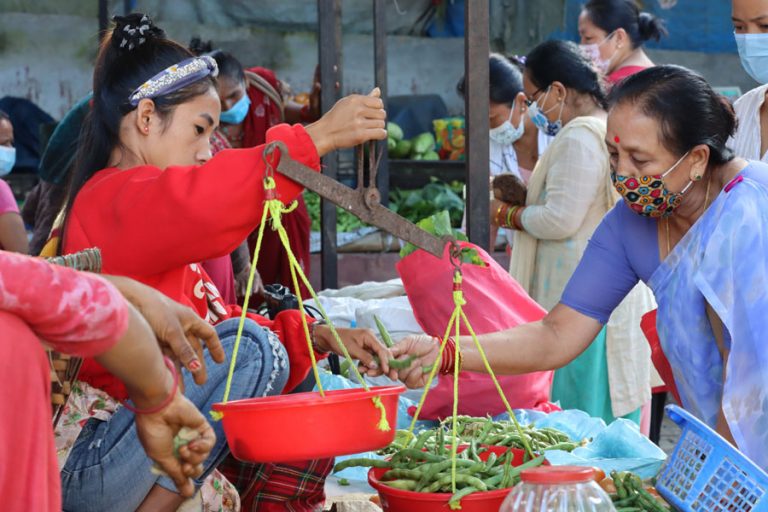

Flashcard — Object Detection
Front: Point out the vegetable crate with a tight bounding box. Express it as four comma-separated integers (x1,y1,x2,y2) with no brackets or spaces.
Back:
656,405,768,512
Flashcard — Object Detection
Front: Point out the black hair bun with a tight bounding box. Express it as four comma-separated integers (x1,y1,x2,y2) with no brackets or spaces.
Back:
111,13,165,52
189,37,214,56
637,11,668,42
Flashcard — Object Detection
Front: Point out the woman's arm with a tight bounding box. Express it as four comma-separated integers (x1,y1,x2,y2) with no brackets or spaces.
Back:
68,92,386,276
390,304,603,388
0,212,29,254
520,131,607,240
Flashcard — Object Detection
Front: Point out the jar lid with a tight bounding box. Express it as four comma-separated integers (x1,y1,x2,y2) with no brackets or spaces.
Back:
521,466,596,484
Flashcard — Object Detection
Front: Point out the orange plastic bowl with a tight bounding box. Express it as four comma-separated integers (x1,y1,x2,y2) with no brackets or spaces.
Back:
211,385,404,462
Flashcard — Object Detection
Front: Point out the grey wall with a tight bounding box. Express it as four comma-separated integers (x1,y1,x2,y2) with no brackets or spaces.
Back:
0,0,756,121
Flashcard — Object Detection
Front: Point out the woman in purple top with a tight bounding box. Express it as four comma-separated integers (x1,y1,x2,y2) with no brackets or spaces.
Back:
388,66,768,470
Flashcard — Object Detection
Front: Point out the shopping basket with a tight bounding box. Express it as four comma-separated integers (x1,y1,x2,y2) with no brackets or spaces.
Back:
656,404,768,512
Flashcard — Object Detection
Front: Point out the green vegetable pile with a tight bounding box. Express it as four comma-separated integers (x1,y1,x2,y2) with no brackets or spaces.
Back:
608,471,671,511
334,433,546,509
304,179,465,234
388,122,440,161
446,416,582,453
335,418,581,509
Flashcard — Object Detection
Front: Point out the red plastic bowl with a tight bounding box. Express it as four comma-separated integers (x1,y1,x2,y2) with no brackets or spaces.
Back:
368,446,541,511
212,385,404,462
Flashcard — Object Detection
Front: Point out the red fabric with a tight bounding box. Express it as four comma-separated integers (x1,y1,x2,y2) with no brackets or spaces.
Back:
640,309,682,404
202,256,237,305
223,306,327,394
0,251,128,512
397,242,555,420
606,65,648,87
241,67,312,298
217,455,333,512
62,124,320,400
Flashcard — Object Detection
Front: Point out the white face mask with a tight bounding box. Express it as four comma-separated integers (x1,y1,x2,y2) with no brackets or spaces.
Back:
489,104,525,145
580,31,617,75
0,146,15,177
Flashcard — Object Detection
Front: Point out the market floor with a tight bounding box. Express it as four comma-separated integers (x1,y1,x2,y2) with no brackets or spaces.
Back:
658,413,682,454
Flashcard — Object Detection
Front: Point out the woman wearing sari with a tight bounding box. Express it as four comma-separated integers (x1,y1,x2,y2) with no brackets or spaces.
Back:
392,64,768,470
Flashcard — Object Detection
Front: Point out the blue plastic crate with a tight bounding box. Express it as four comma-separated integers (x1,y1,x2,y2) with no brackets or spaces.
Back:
656,405,768,512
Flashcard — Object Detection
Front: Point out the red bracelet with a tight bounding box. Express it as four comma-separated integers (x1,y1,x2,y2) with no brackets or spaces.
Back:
438,336,463,374
122,356,179,415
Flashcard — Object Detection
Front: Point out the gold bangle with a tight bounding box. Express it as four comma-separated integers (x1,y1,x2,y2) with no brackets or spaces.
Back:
495,204,505,226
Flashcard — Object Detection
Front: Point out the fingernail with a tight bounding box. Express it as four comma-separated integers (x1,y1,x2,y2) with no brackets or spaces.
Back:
189,360,201,371
369,361,378,369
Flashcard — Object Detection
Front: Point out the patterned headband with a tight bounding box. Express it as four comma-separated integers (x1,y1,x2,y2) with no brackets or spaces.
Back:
128,55,219,107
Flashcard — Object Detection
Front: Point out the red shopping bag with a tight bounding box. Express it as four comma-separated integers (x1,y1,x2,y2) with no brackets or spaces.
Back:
396,241,555,420
640,309,681,404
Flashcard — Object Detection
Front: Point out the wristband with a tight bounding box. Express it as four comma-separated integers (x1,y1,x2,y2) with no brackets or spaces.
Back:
503,206,519,229
122,356,178,415
310,318,329,353
495,203,507,226
513,206,525,230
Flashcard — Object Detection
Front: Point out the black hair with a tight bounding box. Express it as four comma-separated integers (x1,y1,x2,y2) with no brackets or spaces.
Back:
189,37,245,84
525,39,607,109
583,0,667,49
62,13,216,251
456,53,524,106
608,65,736,165
0,110,9,123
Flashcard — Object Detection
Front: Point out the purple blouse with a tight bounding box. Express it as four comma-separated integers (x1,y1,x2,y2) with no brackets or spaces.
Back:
561,161,766,324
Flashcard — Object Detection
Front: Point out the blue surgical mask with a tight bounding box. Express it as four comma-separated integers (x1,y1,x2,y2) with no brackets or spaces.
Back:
527,88,564,137
735,33,768,84
0,146,15,177
489,105,525,145
220,93,251,125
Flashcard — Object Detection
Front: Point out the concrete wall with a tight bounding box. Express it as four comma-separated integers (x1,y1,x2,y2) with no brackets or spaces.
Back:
0,0,756,122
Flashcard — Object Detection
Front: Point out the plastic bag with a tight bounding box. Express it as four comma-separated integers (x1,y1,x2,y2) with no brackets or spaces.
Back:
396,241,554,419
543,419,667,479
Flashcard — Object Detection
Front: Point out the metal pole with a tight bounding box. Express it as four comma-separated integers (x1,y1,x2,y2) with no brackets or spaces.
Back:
464,0,490,251
318,0,342,289
98,0,109,41
373,0,389,207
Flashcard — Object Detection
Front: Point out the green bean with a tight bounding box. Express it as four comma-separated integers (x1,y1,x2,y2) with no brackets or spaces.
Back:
542,441,580,452
382,468,423,481
391,448,443,463
373,354,417,370
611,496,638,507
615,508,643,512
413,429,435,451
422,473,488,493
333,458,391,472
374,314,394,348
448,486,484,510
612,471,628,500
383,479,418,491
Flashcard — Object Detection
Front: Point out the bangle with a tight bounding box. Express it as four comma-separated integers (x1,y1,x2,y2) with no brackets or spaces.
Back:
122,356,178,415
438,336,463,374
504,206,519,228
310,318,329,353
494,203,506,226
513,206,525,230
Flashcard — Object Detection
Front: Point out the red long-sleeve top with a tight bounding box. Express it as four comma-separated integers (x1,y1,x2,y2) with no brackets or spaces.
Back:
63,124,324,399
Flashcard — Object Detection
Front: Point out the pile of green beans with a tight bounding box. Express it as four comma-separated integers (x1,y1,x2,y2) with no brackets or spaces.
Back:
334,441,545,509
609,471,670,511
441,416,582,453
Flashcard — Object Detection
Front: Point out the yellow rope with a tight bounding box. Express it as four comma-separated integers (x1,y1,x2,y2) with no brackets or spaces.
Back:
213,176,389,430
405,267,536,493
209,180,273,420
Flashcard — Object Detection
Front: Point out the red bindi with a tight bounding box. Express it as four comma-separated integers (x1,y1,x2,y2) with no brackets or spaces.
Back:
614,136,620,143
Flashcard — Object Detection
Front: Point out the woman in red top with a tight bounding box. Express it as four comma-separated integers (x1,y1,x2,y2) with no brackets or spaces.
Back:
578,0,667,87
59,14,392,512
0,251,217,512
